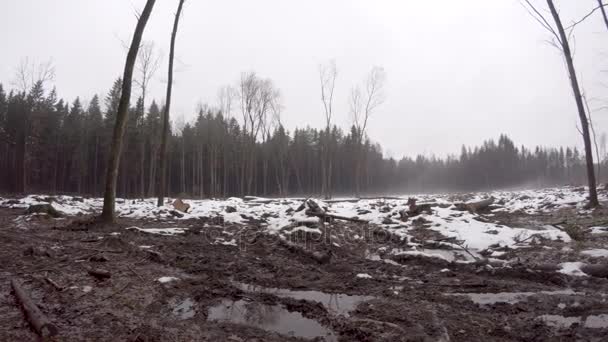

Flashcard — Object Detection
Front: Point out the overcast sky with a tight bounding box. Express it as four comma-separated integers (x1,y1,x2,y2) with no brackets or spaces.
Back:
1,0,607,158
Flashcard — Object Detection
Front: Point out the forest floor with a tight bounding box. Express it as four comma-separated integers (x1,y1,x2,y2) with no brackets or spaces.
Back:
1,187,608,341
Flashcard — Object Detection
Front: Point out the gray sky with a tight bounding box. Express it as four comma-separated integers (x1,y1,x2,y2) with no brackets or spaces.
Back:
1,0,607,158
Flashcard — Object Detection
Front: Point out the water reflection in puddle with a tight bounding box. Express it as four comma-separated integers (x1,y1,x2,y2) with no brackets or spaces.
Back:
171,298,196,319
540,314,608,329
447,290,579,305
208,299,338,341
233,281,374,316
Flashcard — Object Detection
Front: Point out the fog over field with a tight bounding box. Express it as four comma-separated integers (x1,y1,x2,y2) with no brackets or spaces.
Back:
1,1,607,157
2,2,608,341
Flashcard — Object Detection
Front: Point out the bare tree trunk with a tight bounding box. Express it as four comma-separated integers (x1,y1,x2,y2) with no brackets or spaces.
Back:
148,144,157,197
223,152,228,197
598,0,608,31
93,136,99,196
157,0,185,207
101,0,156,222
547,0,598,207
199,144,204,197
180,136,185,194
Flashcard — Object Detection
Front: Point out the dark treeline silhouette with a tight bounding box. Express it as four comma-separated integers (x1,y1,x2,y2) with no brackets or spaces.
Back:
0,80,595,198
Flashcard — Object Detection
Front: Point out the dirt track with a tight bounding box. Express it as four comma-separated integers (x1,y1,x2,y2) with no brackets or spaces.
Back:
1,205,608,342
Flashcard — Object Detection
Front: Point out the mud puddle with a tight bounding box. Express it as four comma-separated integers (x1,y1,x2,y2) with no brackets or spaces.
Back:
447,289,581,305
170,298,196,319
539,314,608,329
233,281,374,315
208,299,338,341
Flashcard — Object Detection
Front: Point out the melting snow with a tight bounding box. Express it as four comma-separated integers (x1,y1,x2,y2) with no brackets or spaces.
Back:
589,226,608,234
126,226,187,235
157,276,179,283
287,226,322,235
356,273,373,279
558,262,588,277
581,249,608,258
0,186,597,255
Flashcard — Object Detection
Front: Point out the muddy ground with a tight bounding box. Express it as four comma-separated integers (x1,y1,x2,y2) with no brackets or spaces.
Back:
1,204,608,342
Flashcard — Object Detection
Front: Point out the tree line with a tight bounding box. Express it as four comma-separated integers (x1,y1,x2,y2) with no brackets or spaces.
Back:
2,0,607,218
0,79,598,198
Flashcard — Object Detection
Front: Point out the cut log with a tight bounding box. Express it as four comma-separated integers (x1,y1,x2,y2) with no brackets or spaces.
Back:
581,264,608,278
454,197,495,213
306,212,368,224
88,269,111,280
305,199,324,214
11,279,59,338
406,198,433,217
295,199,308,212
25,204,62,218
172,199,190,213
242,196,275,204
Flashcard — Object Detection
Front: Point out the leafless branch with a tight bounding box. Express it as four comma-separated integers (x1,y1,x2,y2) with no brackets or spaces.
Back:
12,57,55,93
134,41,162,106
319,60,337,130
565,3,608,31
520,0,562,46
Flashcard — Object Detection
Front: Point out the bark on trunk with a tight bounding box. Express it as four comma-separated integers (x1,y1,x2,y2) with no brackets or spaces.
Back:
11,279,59,338
547,0,599,207
157,0,185,207
598,0,608,31
100,0,156,222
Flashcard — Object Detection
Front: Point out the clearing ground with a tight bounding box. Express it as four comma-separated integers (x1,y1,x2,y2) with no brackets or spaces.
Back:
1,186,608,341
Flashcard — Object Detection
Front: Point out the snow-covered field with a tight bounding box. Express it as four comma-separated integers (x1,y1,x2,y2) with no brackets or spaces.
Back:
2,186,603,254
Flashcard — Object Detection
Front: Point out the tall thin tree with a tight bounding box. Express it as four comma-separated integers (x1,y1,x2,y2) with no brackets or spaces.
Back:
349,66,386,196
135,41,161,198
521,0,599,207
599,0,608,31
101,0,156,222
319,60,337,199
158,0,185,207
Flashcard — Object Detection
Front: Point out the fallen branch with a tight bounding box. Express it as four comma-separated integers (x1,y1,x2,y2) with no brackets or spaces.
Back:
350,318,405,332
452,240,480,261
68,245,124,254
103,282,132,300
44,277,64,291
11,279,59,338
127,265,147,284
307,212,368,224
454,197,495,213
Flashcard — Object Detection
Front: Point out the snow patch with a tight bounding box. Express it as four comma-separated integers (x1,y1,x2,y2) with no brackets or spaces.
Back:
558,262,588,277
126,226,187,235
356,273,373,279
581,249,608,258
157,276,179,283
